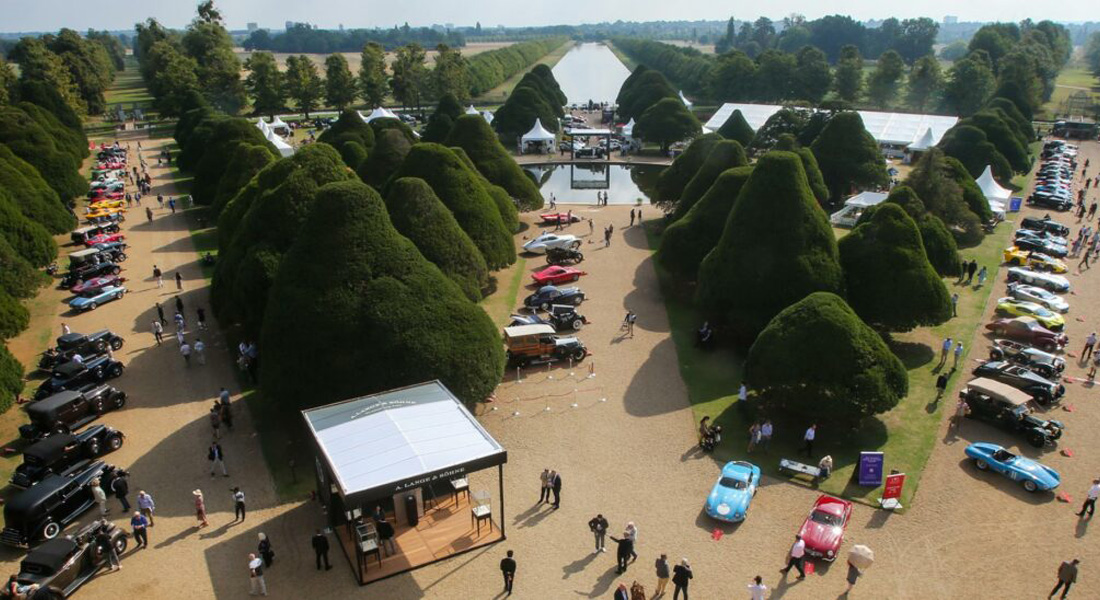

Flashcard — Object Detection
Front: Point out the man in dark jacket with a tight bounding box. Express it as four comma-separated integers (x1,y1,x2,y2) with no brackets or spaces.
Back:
1050,558,1079,599
672,558,693,600
588,514,608,552
551,472,562,509
111,472,131,511
500,550,516,595
613,583,629,600
311,530,331,570
608,532,634,574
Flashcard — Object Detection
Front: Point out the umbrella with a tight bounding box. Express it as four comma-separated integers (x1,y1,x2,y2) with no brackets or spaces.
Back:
849,545,874,570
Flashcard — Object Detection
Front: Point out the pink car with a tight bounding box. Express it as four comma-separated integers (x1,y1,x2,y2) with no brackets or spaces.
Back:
797,495,852,561
531,265,587,286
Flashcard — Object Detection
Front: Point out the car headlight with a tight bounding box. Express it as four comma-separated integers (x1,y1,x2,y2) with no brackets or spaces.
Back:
716,503,730,516
827,550,834,557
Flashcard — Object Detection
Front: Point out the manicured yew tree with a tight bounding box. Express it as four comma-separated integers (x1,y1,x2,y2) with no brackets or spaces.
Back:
0,189,56,267
943,156,994,224
636,98,702,153
259,180,505,410
317,109,376,152
434,92,465,122
421,113,455,143
0,288,29,339
385,177,489,301
617,70,678,122
339,141,368,170
189,119,276,206
514,71,564,117
358,129,413,189
744,292,908,426
986,97,1035,141
388,144,516,269
906,149,985,246
369,117,418,145
0,343,23,410
671,140,748,222
211,143,277,217
797,147,830,206
213,144,354,337
0,146,74,234
716,109,755,147
938,125,1013,184
838,203,952,331
0,106,87,200
657,166,753,280
696,151,844,343
615,64,649,107
654,132,722,212
493,86,559,142
530,64,567,107
173,92,214,149
17,102,86,162
965,111,1029,172
446,114,544,211
872,186,961,277
0,235,45,298
449,147,520,234
810,111,889,203
18,79,82,131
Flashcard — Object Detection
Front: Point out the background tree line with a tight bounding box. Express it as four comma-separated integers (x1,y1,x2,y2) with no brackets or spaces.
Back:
714,15,939,64
243,22,466,53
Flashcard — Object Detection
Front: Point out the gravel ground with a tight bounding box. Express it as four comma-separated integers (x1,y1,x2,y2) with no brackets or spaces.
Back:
3,137,1099,600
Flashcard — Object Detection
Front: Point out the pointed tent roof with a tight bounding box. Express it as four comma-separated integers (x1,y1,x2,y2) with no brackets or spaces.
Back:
265,129,294,158
976,165,1011,202
679,91,693,109
622,118,636,138
481,111,494,124
908,127,935,151
521,118,555,142
364,106,400,122
270,115,289,129
256,118,271,135
465,105,480,115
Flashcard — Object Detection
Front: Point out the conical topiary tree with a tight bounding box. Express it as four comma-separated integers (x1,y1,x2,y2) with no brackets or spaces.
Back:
370,117,418,144
617,70,677,122
339,140,368,170
943,155,994,223
530,64,567,107
0,188,56,267
716,109,755,147
317,109,376,151
0,106,87,201
446,114,544,211
696,151,844,343
745,291,908,426
259,179,505,410
211,143,277,217
358,128,413,188
389,143,516,269
0,145,74,234
421,112,454,143
810,111,889,202
654,132,723,213
796,147,829,206
657,166,753,280
869,185,961,277
212,144,355,337
838,203,952,331
615,65,649,107
385,177,489,301
450,147,520,233
189,119,277,206
0,288,29,339
493,86,559,143
938,124,1012,185
671,140,748,222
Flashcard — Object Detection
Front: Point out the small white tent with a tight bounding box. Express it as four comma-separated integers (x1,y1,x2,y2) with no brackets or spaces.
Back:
976,165,1011,202
465,105,480,115
679,91,693,109
520,118,555,154
256,118,271,135
481,111,494,124
907,127,935,152
270,115,290,134
265,129,294,157
363,106,400,123
621,118,636,138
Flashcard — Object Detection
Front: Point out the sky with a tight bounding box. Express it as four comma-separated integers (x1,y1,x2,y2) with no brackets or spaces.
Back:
2,0,1095,33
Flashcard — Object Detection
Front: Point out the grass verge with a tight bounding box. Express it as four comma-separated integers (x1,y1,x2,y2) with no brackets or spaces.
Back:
643,169,1031,509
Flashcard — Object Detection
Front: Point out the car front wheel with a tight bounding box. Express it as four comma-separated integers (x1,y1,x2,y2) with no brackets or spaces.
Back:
110,338,124,351
572,319,584,330
975,459,989,471
572,348,587,361
108,434,124,451
88,302,98,311
42,521,60,540
109,364,123,378
1022,479,1039,493
113,534,128,555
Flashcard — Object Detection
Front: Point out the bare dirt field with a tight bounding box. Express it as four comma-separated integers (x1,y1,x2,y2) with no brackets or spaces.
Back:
1,134,1099,600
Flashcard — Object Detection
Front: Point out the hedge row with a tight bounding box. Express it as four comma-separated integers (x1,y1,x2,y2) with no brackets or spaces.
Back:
466,37,568,96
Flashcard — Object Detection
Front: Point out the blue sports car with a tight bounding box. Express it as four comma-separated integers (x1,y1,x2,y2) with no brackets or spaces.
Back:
69,285,126,312
704,461,761,522
964,442,1061,493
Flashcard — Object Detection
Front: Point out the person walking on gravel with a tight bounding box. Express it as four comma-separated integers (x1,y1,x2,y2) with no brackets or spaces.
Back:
1084,333,1097,361
180,341,192,366
1076,480,1100,519
208,441,228,477
137,490,155,525
1049,558,1079,599
156,302,166,325
800,425,816,457
539,468,551,504
111,471,131,511
312,530,332,570
748,575,767,599
91,478,108,516
608,531,634,574
499,550,516,595
588,514,608,552
654,554,670,596
780,534,807,579
153,265,163,288
672,558,693,600
248,553,267,596
152,320,163,346
551,470,562,508
232,487,247,522
193,490,209,528
194,338,206,365
175,271,183,290
131,511,149,549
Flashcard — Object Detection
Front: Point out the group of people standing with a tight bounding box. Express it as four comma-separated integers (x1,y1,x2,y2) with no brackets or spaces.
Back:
538,468,563,508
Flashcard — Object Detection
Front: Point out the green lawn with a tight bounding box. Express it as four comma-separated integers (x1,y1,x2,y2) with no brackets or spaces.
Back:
473,40,574,104
645,159,1035,509
1041,62,1099,120
480,257,528,326
104,58,153,107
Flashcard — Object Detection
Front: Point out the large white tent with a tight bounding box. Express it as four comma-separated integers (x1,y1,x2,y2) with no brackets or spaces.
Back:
521,118,556,153
256,118,271,136
360,106,400,123
976,165,1011,202
465,105,480,115
264,129,294,157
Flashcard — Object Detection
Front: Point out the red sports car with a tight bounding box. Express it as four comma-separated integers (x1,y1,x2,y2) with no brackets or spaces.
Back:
531,265,587,286
96,161,125,170
70,274,126,294
985,317,1068,352
797,495,852,561
89,190,124,201
540,212,581,225
83,233,126,247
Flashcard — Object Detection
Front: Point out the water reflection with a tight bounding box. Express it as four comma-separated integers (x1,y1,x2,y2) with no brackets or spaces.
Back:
551,43,632,106
528,163,663,206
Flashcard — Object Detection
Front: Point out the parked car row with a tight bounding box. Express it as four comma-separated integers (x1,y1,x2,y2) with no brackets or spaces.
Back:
1027,141,1079,210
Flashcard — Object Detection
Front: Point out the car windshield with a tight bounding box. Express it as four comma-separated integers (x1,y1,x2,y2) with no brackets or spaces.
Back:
810,510,842,526
719,477,747,490
993,449,1016,462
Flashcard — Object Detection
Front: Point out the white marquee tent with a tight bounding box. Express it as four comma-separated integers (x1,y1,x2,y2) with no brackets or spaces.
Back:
360,107,400,123
270,115,290,134
976,165,1011,202
265,129,294,157
465,105,480,115
256,118,271,135
679,91,693,109
521,118,556,153
481,111,494,124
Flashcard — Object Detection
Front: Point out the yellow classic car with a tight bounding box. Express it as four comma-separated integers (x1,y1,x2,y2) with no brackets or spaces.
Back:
1003,247,1067,274
87,199,125,210
994,298,1066,331
83,206,127,221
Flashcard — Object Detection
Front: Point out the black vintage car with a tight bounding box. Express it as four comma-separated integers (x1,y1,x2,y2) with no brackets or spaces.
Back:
545,247,585,266
1019,216,1070,238
34,357,124,401
1012,236,1068,258
38,331,125,371
508,304,588,332
6,520,129,598
58,262,121,289
523,285,586,311
989,339,1065,379
1,462,119,546
960,378,1063,448
972,360,1065,405
20,386,127,441
11,425,125,489
69,223,120,246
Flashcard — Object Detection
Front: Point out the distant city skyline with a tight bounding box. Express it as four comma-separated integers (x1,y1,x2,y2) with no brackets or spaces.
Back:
2,0,1094,33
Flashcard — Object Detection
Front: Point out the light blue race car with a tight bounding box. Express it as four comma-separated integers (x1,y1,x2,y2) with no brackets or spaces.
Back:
964,442,1060,493
704,461,761,522
69,285,126,312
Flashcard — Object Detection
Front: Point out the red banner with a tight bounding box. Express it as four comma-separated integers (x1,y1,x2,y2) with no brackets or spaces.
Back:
883,473,906,500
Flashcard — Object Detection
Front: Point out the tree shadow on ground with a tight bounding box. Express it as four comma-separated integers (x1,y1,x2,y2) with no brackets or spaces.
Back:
884,337,935,369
